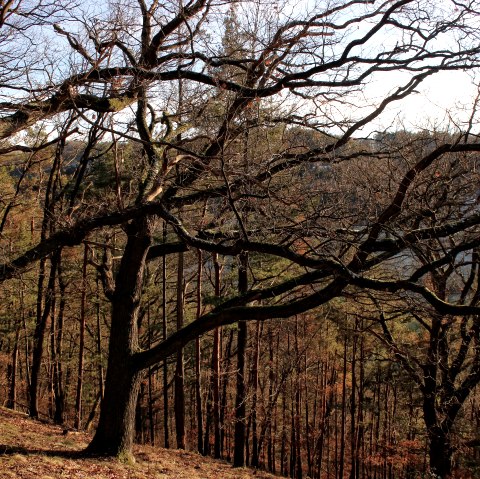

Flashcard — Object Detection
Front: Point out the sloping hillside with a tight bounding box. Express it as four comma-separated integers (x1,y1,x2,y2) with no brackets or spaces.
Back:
0,407,280,479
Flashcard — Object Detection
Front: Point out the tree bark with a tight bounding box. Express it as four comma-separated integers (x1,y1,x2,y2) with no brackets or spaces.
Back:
95,275,105,402
52,256,67,424
74,243,88,430
250,321,261,467
213,252,222,459
29,256,47,418
233,252,248,467
86,216,152,459
426,423,453,478
162,221,169,448
339,334,347,479
30,253,59,418
220,328,234,458
195,249,204,454
147,301,155,446
7,324,20,410
174,250,186,449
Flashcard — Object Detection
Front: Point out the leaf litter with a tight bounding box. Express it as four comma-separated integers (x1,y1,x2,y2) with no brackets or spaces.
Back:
0,407,281,479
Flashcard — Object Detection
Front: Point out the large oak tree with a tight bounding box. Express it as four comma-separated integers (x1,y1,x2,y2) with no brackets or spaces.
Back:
1,2,480,476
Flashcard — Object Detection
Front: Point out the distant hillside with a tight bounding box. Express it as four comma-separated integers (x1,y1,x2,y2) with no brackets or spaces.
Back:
0,407,280,479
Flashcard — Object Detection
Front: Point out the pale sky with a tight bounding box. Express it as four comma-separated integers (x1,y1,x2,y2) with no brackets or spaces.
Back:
364,70,480,133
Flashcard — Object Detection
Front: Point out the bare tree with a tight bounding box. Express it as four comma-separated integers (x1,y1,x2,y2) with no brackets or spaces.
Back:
1,2,480,469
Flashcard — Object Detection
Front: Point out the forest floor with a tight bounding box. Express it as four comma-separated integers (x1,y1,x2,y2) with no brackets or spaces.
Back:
0,407,281,479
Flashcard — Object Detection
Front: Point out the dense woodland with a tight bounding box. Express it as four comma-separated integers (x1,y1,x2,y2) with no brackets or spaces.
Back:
1,1,480,478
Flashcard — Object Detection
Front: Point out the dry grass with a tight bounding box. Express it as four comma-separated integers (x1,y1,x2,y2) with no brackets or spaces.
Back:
0,407,281,479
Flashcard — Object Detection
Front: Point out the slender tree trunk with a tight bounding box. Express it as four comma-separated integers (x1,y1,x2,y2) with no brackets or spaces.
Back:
174,250,186,449
233,252,248,467
74,243,88,430
267,326,275,473
29,257,46,418
136,381,146,443
405,387,416,479
30,135,62,418
250,321,261,468
334,381,339,479
213,252,221,458
95,275,104,402
233,322,247,466
357,333,365,479
195,249,204,454
339,334,347,479
21,283,31,404
7,324,20,409
85,391,102,431
220,328,234,458
30,252,59,418
350,328,357,479
294,319,303,479
49,281,56,420
48,290,56,420
374,368,381,479
382,382,389,479
315,361,326,479
325,361,336,479
147,302,155,446
388,383,397,479
204,382,213,455
162,221,169,448
306,341,314,478
280,372,288,477
290,371,297,478
52,257,66,424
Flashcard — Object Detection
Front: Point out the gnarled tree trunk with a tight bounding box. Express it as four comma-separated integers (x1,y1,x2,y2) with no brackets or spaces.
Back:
86,217,152,458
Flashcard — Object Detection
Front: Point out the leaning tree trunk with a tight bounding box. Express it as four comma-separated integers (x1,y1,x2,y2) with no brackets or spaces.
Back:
86,217,152,459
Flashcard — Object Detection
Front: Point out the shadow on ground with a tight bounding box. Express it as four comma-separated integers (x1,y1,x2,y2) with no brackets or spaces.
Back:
0,444,85,459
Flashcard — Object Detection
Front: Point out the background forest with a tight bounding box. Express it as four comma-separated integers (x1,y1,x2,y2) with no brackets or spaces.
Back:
1,1,480,479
